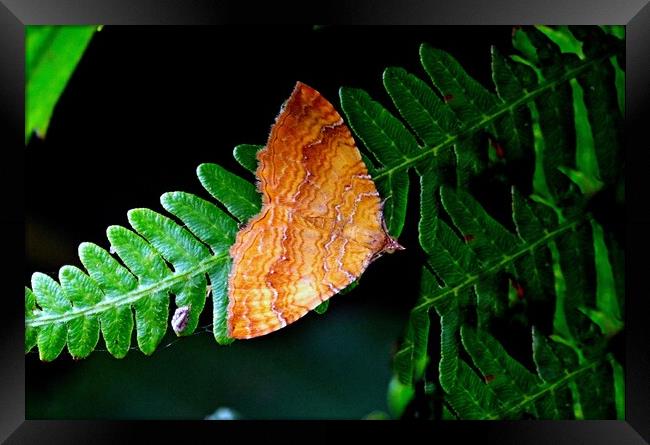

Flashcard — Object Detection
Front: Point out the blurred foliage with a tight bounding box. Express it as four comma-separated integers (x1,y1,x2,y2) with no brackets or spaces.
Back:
26,25,98,144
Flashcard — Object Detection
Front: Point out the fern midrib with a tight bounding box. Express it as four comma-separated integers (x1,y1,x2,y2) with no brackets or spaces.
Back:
26,252,229,327
486,358,601,420
373,52,613,182
415,217,583,312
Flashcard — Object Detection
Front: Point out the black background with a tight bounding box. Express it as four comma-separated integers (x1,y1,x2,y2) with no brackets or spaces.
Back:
25,26,517,419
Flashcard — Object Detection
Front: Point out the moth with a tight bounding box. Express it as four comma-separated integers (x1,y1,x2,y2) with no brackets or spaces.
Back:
227,82,403,339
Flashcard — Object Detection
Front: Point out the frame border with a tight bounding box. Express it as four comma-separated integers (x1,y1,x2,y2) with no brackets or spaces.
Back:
2,1,648,443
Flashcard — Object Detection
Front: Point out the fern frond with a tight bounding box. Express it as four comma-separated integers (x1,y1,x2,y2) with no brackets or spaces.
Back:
444,326,610,419
335,26,622,419
392,184,621,419
340,26,623,229
395,186,578,384
25,160,261,360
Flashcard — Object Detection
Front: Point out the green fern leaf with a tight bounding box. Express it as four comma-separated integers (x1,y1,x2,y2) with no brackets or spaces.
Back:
197,163,261,222
441,186,521,260
31,273,73,361
446,359,502,419
420,44,499,121
569,26,624,185
77,242,137,358
25,288,39,354
460,326,542,417
313,300,330,315
233,144,264,174
490,46,535,170
383,67,459,147
444,326,609,419
58,266,103,358
208,264,233,346
161,192,237,253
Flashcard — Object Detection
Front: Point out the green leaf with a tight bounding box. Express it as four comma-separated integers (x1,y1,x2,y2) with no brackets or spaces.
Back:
26,25,97,143
440,186,520,262
106,227,170,354
609,355,625,420
446,328,605,419
31,273,70,361
435,287,463,392
340,87,420,165
209,264,234,346
536,26,585,59
490,46,535,169
426,219,479,284
313,300,330,315
383,66,459,146
555,223,595,346
512,27,539,64
376,170,409,237
446,360,502,419
58,266,102,358
25,288,38,354
233,144,264,174
106,226,171,284
570,27,623,186
78,243,136,358
341,26,621,248
128,209,212,335
417,173,438,254
393,268,432,388
461,326,542,417
197,163,261,223
393,166,619,419
396,184,583,393
387,374,415,418
128,209,211,269
581,220,623,336
161,192,238,253
420,44,499,122
522,27,581,200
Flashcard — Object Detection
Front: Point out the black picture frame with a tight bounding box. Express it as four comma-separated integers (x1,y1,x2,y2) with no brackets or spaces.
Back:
2,0,648,443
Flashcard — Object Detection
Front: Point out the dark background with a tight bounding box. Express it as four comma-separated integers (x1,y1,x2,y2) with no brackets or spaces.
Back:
25,26,514,419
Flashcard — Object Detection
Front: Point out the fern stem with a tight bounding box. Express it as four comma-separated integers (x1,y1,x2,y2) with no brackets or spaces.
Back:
373,53,614,182
416,217,584,312
26,253,230,327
